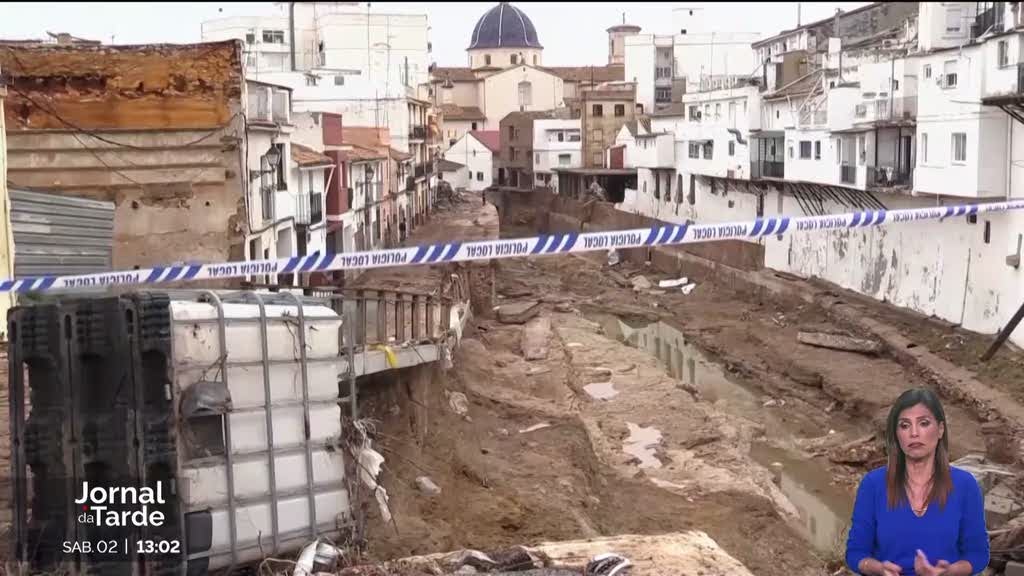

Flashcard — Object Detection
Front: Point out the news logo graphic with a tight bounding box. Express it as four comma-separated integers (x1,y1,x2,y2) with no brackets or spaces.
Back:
62,480,181,558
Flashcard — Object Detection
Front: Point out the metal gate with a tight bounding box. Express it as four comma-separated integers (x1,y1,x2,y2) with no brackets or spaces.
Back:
10,188,114,277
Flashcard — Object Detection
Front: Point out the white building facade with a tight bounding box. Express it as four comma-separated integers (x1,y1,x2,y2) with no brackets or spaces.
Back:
443,131,497,193
532,118,582,192
621,1,1024,348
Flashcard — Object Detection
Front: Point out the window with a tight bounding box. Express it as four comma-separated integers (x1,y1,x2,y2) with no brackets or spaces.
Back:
836,138,842,164
689,105,699,121
688,142,700,159
449,139,456,147
592,104,604,117
999,40,1009,67
945,7,962,33
245,32,255,44
729,141,736,156
263,30,285,44
274,143,286,190
472,149,477,157
477,172,484,181
484,54,492,66
703,141,713,159
799,141,812,159
511,54,518,65
334,75,345,86
655,87,672,102
557,132,565,142
507,125,515,140
471,122,478,130
728,101,737,125
943,60,958,88
558,153,571,165
688,174,696,205
614,104,626,117
984,221,992,243
518,80,533,107
535,152,540,165
306,75,319,86
923,64,932,78
533,55,538,65
814,141,821,160
715,103,721,118
511,147,518,161
704,104,710,117
921,133,928,163
592,129,603,142
592,151,603,165
892,79,899,91
952,133,967,163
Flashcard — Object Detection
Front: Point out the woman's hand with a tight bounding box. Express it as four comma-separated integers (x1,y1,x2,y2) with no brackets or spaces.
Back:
914,550,950,575
880,561,904,575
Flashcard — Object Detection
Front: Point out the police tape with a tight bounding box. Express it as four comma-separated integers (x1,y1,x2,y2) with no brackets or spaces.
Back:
5,199,1024,293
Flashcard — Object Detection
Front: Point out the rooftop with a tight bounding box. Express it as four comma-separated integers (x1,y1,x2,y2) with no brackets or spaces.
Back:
290,143,333,168
470,130,501,152
438,104,487,121
468,2,543,50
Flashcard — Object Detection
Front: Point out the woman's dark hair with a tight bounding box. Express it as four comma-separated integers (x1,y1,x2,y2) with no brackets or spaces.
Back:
885,388,952,510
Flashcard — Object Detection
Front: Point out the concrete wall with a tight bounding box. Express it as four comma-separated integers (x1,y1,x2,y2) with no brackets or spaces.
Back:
481,66,564,128
784,129,836,185
582,95,636,168
1,42,248,270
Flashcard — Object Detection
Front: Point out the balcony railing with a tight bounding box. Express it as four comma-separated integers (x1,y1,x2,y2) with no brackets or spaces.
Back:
406,176,415,191
415,164,426,179
293,192,323,224
867,166,912,188
1017,63,1024,93
855,97,917,123
840,164,857,185
409,125,426,140
750,161,785,179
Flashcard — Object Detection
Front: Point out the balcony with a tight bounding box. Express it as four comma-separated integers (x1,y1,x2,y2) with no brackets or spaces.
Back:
414,164,426,179
406,176,415,191
294,192,323,225
798,109,828,128
750,161,785,179
854,96,917,124
840,164,857,185
409,125,426,141
867,166,912,189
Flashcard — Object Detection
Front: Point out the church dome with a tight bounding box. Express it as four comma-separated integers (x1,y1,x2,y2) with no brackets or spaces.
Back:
468,2,543,50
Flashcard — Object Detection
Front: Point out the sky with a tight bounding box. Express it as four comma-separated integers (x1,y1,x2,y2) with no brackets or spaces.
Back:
0,2,870,67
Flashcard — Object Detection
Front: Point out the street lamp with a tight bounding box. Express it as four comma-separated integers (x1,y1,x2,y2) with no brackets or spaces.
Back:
250,142,281,180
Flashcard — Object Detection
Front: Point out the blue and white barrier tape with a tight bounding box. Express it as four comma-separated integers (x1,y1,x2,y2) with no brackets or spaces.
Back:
5,200,1024,293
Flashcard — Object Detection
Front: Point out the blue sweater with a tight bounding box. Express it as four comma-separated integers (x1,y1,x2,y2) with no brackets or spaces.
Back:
846,466,989,574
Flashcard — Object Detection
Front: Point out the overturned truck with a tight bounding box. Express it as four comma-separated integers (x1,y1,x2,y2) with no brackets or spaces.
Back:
8,291,357,574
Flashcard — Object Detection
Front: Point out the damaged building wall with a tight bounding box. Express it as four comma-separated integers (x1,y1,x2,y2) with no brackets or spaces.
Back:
0,41,248,269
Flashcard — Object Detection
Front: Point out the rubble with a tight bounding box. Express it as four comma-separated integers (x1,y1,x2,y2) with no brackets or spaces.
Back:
630,276,652,292
521,317,552,361
497,301,542,324
797,331,883,355
416,476,442,497
446,390,470,417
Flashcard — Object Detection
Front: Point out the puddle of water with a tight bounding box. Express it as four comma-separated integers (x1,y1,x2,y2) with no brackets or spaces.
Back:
590,313,854,554
583,381,620,400
623,422,663,469
752,442,853,554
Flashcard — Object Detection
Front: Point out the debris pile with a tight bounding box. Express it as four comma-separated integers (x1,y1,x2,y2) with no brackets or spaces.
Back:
334,547,631,576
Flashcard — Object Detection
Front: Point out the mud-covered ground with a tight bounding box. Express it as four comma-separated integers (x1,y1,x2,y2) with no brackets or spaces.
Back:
349,197,1024,575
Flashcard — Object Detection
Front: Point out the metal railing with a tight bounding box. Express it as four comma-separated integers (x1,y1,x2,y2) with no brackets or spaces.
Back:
415,164,426,179
406,176,415,191
293,192,323,224
841,164,857,185
867,165,912,188
856,97,917,122
409,125,427,140
750,161,785,179
239,273,470,350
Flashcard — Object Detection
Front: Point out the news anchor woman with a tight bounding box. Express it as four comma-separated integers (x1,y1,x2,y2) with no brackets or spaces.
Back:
846,388,989,575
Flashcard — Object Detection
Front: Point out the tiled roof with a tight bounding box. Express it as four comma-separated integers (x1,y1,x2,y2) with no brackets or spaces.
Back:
438,159,465,172
470,130,500,153
346,145,386,162
290,143,333,167
343,126,389,147
390,148,413,162
544,65,625,83
431,67,478,82
438,104,487,121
